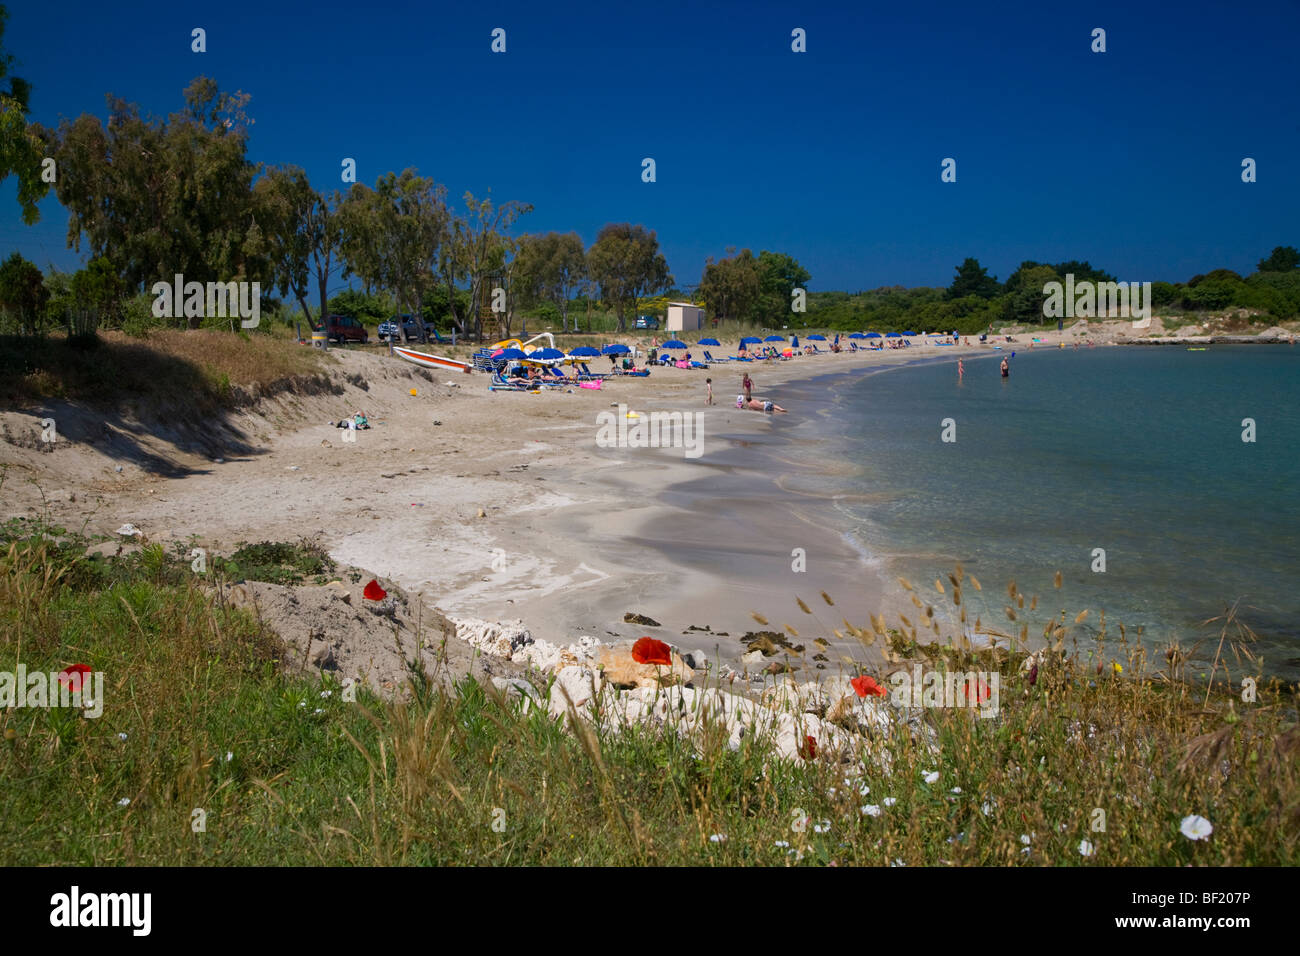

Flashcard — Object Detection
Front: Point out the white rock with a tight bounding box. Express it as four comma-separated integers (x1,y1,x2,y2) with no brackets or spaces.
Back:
491,677,542,709
451,617,533,659
548,666,601,720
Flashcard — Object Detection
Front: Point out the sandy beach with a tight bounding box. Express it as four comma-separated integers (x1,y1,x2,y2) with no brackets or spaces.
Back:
3,318,1295,677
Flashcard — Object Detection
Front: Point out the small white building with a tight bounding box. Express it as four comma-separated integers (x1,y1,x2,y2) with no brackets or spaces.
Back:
666,302,704,332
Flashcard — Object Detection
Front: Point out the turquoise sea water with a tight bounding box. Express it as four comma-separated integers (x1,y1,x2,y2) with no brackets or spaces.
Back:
786,345,1300,676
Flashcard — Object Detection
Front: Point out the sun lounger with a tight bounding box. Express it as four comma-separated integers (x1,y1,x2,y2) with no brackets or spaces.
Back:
576,363,609,380
703,350,730,363
490,371,533,392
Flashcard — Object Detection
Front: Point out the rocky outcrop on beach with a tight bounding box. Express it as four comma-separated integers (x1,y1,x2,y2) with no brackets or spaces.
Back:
449,615,933,766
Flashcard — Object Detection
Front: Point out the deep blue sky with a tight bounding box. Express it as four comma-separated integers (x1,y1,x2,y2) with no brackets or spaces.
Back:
3,0,1298,293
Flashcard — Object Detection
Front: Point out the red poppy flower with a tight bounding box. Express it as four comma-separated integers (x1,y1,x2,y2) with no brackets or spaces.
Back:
362,579,387,601
58,664,92,693
631,637,673,666
851,675,887,698
964,679,992,704
799,735,817,760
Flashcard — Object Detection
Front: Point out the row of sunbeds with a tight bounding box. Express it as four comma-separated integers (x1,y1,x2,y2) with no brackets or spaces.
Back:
490,362,643,391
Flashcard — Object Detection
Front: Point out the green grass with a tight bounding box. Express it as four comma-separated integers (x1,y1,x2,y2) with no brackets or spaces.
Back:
1,522,1296,865
209,539,335,587
1,328,328,411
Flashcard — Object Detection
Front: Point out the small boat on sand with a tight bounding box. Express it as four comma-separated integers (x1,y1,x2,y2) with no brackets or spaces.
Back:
393,346,473,373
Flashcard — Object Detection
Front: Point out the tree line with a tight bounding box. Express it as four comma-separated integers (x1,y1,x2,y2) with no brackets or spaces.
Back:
803,251,1300,335
0,66,694,340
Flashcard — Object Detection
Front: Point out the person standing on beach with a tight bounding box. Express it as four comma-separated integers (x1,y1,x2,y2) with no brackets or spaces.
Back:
706,377,713,405
742,372,753,402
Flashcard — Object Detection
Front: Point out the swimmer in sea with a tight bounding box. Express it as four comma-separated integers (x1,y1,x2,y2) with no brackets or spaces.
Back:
1000,357,1009,378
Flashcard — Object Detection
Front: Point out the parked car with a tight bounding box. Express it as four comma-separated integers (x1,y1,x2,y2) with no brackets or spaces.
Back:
316,315,368,344
400,314,443,342
377,319,401,342
634,315,659,330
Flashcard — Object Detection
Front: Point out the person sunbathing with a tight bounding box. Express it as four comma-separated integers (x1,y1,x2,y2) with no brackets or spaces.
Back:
737,396,787,413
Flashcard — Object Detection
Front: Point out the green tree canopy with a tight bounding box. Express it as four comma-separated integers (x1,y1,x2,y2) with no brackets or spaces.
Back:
587,223,671,332
252,165,343,330
699,248,760,322
43,77,263,300
514,231,586,332
338,168,448,343
1004,265,1061,324
947,257,1000,300
1257,246,1299,273
754,250,811,324
437,190,532,340
0,4,48,224
0,250,47,331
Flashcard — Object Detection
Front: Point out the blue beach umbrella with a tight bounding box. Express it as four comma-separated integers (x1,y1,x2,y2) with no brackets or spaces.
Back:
699,338,721,346
903,331,918,336
865,332,881,338
741,336,762,345
493,347,527,360
528,348,566,362
807,334,827,341
567,346,600,357
764,335,785,342
661,339,688,349
885,332,901,338
848,332,866,339
602,343,631,355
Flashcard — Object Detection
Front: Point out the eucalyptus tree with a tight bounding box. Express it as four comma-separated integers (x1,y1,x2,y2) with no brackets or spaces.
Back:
0,4,48,224
253,165,343,339
587,223,671,332
338,169,448,344
437,190,532,341
44,77,262,321
515,231,587,332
